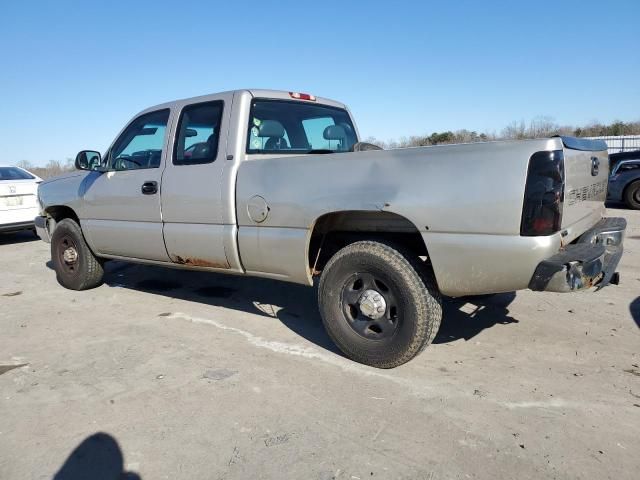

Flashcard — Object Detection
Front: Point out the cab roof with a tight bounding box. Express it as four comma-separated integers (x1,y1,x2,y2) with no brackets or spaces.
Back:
139,89,348,116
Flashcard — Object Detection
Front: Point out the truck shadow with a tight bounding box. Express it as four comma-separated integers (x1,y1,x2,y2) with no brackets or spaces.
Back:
433,293,518,344
53,432,140,480
631,297,640,329
605,202,631,211
91,262,521,355
103,261,342,354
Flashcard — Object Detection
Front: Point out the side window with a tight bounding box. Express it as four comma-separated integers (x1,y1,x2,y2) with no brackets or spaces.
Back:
109,109,170,171
174,101,224,165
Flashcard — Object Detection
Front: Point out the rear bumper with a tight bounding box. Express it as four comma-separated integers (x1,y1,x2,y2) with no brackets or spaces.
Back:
529,217,626,292
35,215,51,243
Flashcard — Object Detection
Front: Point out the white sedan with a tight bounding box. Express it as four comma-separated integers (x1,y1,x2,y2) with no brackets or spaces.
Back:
0,165,42,234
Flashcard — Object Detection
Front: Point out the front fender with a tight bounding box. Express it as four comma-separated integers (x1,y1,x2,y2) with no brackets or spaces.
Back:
38,171,91,218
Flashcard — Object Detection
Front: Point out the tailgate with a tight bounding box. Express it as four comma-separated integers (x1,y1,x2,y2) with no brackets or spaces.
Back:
0,180,38,211
559,137,608,239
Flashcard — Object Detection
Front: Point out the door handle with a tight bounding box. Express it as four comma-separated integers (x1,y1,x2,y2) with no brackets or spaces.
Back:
141,181,158,195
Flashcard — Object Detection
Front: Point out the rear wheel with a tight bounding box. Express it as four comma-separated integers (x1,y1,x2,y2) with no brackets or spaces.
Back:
624,181,640,210
318,240,442,368
51,218,104,290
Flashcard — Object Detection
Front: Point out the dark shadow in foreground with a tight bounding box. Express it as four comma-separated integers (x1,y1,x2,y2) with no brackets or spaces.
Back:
631,297,640,328
54,432,140,480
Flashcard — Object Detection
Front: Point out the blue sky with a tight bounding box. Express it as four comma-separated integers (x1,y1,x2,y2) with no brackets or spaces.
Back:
0,0,638,166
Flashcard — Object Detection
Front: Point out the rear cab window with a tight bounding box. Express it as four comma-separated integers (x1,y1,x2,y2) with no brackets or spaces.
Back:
247,99,357,154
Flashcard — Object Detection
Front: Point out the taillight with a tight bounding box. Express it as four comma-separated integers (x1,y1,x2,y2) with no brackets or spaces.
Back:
289,92,316,101
520,150,565,236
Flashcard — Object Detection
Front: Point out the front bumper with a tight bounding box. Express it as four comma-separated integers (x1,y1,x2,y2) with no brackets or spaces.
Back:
34,215,51,243
529,217,626,292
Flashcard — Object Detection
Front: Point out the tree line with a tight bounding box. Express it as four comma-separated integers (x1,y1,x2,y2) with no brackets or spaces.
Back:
16,158,75,179
365,118,640,149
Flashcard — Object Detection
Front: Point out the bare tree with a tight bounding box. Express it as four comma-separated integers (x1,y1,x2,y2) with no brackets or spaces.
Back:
528,116,558,138
16,160,34,170
502,120,527,140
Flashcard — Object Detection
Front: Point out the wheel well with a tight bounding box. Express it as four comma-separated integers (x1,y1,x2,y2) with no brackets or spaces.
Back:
308,211,429,276
45,205,79,223
44,206,80,235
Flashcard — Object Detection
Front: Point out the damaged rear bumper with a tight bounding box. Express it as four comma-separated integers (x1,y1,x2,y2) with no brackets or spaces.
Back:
529,217,626,293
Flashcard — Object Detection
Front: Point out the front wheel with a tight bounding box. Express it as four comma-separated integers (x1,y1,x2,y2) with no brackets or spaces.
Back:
624,180,640,210
51,218,104,290
318,241,442,368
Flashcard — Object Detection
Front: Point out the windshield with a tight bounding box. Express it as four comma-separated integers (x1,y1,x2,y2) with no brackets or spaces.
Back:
247,99,357,154
0,167,35,180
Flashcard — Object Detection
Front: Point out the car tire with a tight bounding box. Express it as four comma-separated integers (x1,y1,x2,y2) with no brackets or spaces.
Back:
318,240,442,368
51,218,104,290
624,181,640,210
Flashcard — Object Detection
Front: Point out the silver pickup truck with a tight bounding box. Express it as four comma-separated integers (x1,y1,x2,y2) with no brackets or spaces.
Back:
35,89,626,368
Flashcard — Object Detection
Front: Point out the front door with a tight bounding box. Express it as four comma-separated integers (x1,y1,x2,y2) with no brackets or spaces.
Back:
80,109,171,261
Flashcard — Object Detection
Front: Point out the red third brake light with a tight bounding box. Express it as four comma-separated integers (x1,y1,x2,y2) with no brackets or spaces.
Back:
289,92,316,101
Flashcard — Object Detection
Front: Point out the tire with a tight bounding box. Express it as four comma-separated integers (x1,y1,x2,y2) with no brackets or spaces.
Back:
624,181,640,210
318,240,442,368
51,218,104,290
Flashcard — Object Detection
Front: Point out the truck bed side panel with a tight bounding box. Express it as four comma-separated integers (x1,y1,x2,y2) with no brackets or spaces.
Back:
235,138,563,293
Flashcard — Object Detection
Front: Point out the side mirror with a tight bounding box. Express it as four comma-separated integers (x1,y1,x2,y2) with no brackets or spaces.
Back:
75,150,102,171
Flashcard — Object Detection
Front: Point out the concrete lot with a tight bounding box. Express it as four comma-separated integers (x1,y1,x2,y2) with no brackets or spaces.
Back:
1,207,638,480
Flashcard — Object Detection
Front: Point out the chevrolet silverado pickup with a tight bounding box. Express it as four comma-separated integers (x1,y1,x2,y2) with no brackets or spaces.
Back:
35,89,626,368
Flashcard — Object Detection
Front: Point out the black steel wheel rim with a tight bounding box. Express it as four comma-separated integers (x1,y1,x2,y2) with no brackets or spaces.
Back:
340,272,401,340
56,234,79,276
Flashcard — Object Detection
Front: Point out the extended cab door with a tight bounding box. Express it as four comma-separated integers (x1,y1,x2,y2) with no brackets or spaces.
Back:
80,109,172,261
160,93,233,269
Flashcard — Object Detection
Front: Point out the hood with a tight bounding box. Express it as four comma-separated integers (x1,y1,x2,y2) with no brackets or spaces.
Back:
41,170,87,185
